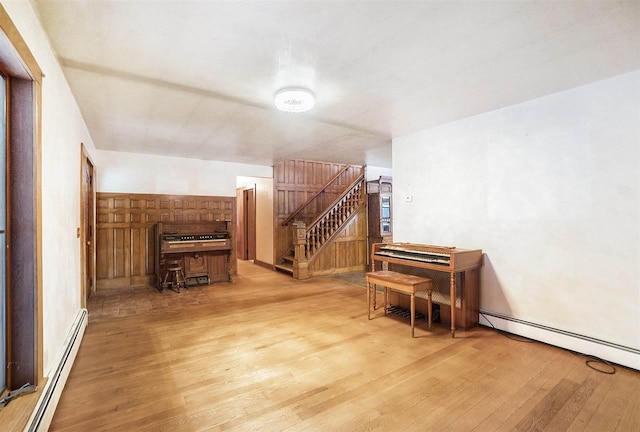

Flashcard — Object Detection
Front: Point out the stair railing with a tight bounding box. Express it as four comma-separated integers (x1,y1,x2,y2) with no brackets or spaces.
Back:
292,174,365,279
281,164,353,227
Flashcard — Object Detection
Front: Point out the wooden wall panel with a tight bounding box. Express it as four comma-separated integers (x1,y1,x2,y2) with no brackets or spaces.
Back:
97,193,235,289
308,207,367,276
96,228,109,280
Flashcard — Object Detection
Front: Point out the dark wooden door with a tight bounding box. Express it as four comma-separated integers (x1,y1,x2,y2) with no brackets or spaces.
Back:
81,146,95,303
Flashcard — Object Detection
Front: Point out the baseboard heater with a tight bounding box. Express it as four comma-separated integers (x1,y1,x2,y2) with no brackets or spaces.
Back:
24,309,88,432
479,310,639,371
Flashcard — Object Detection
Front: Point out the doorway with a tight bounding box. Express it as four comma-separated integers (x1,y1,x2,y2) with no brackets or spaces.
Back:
80,144,96,305
236,186,256,261
0,6,44,391
0,71,6,393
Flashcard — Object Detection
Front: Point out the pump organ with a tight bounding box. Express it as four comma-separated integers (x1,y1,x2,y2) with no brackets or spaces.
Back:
155,221,232,290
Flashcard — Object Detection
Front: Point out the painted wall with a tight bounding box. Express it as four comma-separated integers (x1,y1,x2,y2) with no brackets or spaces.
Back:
393,72,639,356
3,2,98,374
96,149,273,196
237,176,275,265
366,165,392,181
255,177,274,265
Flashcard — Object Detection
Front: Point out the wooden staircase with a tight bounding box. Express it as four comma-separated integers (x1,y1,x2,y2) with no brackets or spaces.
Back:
277,170,366,279
275,252,295,275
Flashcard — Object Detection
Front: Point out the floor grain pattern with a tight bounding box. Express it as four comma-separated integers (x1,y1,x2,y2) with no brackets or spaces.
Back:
50,261,640,431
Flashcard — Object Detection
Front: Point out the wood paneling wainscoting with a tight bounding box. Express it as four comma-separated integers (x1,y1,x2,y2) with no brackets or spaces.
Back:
308,205,368,277
96,193,235,289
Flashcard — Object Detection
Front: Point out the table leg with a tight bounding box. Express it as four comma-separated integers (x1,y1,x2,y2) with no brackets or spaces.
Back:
373,283,377,310
427,289,432,330
410,293,415,338
384,287,388,316
367,282,371,320
450,272,456,338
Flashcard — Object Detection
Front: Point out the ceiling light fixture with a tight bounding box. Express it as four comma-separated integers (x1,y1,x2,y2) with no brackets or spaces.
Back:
274,87,315,113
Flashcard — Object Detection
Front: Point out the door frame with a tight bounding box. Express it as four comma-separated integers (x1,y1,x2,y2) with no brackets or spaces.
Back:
80,144,96,305
0,4,44,389
236,185,256,261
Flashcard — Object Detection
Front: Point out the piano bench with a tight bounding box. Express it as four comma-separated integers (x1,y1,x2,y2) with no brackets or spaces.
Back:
162,260,186,293
366,271,433,338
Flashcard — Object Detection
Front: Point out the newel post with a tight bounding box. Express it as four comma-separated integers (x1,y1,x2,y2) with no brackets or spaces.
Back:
292,221,309,280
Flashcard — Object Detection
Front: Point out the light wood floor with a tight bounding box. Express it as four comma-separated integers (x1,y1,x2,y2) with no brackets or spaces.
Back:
50,261,640,431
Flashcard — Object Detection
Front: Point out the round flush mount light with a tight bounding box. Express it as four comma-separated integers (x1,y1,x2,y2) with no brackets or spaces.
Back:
274,87,315,113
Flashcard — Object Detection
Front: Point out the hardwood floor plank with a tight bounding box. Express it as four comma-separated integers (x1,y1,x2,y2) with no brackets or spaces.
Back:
615,383,640,431
513,378,580,431
49,261,640,432
579,365,639,432
542,374,603,432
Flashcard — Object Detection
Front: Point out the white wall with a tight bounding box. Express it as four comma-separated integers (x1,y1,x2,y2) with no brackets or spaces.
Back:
96,150,272,196
237,176,275,265
255,177,274,265
393,72,639,361
366,165,392,181
3,2,98,374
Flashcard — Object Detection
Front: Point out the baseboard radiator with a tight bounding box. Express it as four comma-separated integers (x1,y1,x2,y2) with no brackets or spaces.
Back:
479,310,639,371
24,309,88,432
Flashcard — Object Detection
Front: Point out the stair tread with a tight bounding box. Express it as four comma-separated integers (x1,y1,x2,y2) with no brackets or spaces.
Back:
274,263,294,275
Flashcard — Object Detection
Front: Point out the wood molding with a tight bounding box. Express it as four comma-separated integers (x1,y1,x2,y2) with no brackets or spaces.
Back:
0,5,43,83
80,143,96,305
96,192,236,289
253,259,274,271
0,2,44,403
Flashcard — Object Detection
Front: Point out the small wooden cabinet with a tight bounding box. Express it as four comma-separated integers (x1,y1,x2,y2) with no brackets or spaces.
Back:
367,176,392,255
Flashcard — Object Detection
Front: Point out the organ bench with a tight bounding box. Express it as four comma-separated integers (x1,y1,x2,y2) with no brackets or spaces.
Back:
366,270,433,337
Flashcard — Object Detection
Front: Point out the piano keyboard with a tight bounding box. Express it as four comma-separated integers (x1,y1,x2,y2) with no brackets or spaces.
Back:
165,238,227,244
376,247,451,265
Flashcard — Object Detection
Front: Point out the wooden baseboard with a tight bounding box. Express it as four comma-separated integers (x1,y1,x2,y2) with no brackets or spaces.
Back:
96,276,155,290
253,260,274,271
310,265,367,278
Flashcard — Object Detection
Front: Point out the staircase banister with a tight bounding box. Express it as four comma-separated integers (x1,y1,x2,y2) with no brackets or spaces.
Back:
304,200,364,263
305,174,364,232
280,164,354,226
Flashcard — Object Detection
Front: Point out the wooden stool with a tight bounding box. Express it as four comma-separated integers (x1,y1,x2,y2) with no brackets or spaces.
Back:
366,271,433,337
163,259,186,293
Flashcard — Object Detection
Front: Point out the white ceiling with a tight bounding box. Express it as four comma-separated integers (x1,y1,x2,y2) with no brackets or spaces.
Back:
33,1,640,168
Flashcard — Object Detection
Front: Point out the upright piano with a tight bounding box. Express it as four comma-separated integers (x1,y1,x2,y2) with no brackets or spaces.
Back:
371,242,482,336
155,221,232,291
